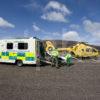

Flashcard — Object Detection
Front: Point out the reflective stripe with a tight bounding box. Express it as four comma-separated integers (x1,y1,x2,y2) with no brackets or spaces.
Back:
2,56,9,60
17,52,25,57
17,57,26,60
51,50,59,57
25,52,34,57
65,54,72,59
26,57,34,61
9,52,17,56
0,52,35,61
9,56,16,60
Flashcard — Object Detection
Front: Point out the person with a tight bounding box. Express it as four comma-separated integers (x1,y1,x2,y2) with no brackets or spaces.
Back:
65,52,72,66
50,48,60,68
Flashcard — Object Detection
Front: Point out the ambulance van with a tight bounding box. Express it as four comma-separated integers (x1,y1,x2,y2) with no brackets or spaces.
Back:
0,37,45,66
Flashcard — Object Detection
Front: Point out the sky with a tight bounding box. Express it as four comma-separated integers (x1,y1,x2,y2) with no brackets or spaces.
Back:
0,0,100,45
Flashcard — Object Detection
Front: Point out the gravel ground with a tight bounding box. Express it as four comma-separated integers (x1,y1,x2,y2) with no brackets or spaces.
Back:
0,62,100,100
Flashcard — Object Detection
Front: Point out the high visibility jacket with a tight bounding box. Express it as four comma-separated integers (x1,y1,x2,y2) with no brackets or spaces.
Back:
51,49,59,57
65,53,72,59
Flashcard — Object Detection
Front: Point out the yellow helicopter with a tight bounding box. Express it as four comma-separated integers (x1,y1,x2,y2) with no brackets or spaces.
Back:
45,41,99,58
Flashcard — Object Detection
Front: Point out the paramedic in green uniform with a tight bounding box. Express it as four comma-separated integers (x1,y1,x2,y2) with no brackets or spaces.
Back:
65,52,72,66
50,49,59,68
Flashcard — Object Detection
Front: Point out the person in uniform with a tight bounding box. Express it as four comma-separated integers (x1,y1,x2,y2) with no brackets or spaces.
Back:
65,52,72,66
50,49,60,68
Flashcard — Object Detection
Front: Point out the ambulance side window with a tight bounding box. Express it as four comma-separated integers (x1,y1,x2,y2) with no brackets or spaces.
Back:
7,43,13,49
18,43,28,50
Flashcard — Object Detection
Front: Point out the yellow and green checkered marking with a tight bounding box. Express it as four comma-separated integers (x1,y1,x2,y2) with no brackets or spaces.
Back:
0,52,35,61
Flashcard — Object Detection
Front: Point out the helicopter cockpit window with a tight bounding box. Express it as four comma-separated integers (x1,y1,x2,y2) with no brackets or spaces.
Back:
86,48,90,52
92,49,97,52
82,49,84,52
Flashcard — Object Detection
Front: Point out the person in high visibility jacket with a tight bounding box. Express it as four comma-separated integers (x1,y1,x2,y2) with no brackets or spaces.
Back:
65,52,72,66
50,49,59,68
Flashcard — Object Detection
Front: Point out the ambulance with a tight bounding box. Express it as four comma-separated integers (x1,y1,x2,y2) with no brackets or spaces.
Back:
0,37,45,66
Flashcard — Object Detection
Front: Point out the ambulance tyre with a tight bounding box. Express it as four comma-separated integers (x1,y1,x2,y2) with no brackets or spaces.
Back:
16,60,23,67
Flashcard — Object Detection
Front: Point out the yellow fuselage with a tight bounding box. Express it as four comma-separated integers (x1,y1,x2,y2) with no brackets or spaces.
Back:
45,41,99,58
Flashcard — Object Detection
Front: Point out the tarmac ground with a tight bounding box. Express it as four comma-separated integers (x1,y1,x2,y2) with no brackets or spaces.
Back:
0,61,100,100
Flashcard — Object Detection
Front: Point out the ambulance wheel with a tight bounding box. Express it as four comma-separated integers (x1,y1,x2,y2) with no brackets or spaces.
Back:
16,60,23,67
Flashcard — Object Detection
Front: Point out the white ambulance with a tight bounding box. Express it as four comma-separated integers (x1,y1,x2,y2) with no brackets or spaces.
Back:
0,37,45,66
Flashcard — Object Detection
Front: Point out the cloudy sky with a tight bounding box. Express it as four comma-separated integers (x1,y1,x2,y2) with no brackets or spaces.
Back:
0,0,100,45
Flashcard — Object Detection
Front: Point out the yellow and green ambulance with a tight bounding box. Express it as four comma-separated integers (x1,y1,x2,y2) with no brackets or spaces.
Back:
0,37,45,66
